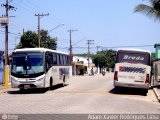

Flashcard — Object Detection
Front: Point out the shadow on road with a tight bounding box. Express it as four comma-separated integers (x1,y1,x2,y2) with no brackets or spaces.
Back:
7,84,68,94
48,84,68,91
109,87,147,96
7,88,48,94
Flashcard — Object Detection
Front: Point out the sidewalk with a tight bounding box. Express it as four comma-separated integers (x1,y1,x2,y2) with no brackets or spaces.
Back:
0,85,10,89
0,85,10,95
153,87,160,102
0,83,11,91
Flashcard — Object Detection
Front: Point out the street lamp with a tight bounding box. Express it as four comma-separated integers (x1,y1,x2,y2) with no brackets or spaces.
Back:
48,23,64,33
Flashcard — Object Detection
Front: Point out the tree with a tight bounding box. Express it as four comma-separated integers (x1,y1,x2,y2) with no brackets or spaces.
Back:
134,0,160,21
40,30,57,50
93,49,116,69
16,31,38,48
16,30,57,50
151,52,156,61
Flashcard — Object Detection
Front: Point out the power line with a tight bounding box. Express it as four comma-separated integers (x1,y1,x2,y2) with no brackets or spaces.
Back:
16,0,63,26
0,29,20,36
102,45,154,49
14,0,86,40
72,37,86,46
25,0,60,23
12,0,55,31
58,44,154,50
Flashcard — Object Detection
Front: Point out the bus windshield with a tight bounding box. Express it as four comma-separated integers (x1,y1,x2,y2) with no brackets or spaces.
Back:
11,52,44,77
116,50,150,65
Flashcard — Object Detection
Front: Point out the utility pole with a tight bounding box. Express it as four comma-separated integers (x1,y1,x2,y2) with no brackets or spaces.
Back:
97,46,102,53
5,0,8,67
68,29,78,65
87,40,94,68
35,13,49,47
1,0,16,87
96,46,102,74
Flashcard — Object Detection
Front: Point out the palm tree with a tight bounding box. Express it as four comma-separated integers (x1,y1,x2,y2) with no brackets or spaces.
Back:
135,0,160,21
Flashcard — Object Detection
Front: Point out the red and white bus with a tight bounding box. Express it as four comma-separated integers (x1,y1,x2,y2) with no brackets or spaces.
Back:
114,48,151,95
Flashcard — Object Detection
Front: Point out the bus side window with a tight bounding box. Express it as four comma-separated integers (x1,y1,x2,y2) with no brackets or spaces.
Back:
66,56,69,65
61,55,64,65
63,55,67,65
59,54,64,65
53,53,57,65
46,52,53,70
62,55,65,65
59,55,62,65
57,54,60,65
64,55,68,65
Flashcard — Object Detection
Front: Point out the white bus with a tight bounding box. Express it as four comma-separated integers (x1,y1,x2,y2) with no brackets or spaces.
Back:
11,48,72,90
114,48,151,94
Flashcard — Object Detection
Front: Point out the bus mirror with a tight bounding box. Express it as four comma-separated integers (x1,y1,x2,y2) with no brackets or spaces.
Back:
27,66,31,70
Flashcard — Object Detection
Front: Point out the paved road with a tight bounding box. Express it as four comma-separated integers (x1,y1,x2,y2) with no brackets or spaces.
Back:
0,73,160,114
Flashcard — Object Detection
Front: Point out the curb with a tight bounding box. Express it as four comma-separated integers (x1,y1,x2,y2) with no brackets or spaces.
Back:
153,88,160,102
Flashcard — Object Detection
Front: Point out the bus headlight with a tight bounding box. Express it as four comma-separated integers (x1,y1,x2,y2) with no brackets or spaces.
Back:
37,77,44,82
11,77,18,83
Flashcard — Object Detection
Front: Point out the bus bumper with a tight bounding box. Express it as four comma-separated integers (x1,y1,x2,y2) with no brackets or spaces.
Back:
114,81,149,89
11,78,45,89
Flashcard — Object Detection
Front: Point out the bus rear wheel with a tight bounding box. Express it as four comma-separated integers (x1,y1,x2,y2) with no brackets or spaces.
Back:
49,78,53,90
142,89,148,96
62,76,65,87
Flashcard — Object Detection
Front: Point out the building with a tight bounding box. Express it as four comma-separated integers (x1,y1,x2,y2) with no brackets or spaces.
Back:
152,44,160,88
72,56,95,75
154,44,160,60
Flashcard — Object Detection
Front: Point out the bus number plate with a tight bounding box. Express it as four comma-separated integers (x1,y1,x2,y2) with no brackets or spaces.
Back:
24,85,30,89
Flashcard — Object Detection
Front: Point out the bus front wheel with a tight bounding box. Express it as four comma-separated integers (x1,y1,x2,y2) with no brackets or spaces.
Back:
19,88,25,93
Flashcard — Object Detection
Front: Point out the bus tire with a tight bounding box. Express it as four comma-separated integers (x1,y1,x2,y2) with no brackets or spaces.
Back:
49,78,53,90
142,89,148,96
62,76,65,87
115,86,121,91
19,88,25,93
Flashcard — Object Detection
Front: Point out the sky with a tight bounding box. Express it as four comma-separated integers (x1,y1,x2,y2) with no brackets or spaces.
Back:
0,0,160,54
